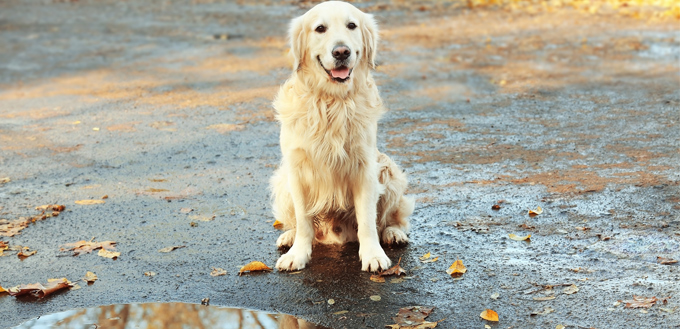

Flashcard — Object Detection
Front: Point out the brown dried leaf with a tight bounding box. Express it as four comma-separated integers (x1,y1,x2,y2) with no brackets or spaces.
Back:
210,267,227,277
17,247,37,259
60,239,117,256
447,259,467,276
98,249,120,259
7,278,73,298
75,200,106,205
377,258,406,277
657,257,678,265
390,306,436,328
370,275,386,283
480,309,499,321
0,219,29,237
239,261,272,275
621,296,658,308
83,271,98,283
158,245,186,253
491,204,501,210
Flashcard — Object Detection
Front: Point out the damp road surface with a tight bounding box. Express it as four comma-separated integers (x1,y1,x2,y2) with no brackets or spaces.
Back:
1,1,679,328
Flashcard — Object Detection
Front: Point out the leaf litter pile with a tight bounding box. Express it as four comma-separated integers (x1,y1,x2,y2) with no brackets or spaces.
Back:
60,238,119,259
1,204,65,237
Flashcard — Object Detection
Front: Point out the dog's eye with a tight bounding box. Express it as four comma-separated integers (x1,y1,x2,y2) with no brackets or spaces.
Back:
347,22,357,30
315,25,326,33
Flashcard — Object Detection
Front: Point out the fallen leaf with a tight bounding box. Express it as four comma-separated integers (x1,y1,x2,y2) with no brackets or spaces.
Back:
518,223,535,230
388,306,437,328
327,299,335,305
480,309,499,321
180,208,194,214
0,286,6,293
575,226,590,231
563,284,579,295
491,204,501,210
101,195,108,199
75,200,105,205
0,219,30,237
238,261,272,276
376,258,406,277
0,177,10,184
98,249,120,259
621,296,658,308
447,259,467,277
391,277,405,284
273,220,284,230
60,239,116,256
17,247,37,259
419,252,431,261
530,307,555,316
556,325,565,329
210,267,227,277
35,205,65,212
144,271,156,277
158,245,186,253
421,257,439,263
533,296,556,301
370,275,386,283
508,233,531,241
490,292,500,300
7,278,73,298
657,257,678,265
83,271,97,283
370,295,381,301
528,206,543,216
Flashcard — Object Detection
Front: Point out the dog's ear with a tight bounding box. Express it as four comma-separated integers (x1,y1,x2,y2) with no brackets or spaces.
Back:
361,13,378,69
289,16,306,71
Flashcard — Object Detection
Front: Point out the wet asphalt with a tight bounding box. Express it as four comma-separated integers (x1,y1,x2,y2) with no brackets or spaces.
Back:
1,0,679,328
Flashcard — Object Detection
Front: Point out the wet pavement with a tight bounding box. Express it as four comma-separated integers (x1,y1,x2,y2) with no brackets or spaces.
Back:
1,0,679,328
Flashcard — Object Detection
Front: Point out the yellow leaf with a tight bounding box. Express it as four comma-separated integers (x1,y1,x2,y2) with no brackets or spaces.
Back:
447,259,467,276
273,220,284,230
419,252,431,261
528,206,543,216
556,325,565,329
422,256,439,263
0,286,6,293
480,309,499,321
83,271,98,283
75,200,106,205
238,261,272,276
508,233,531,241
97,249,120,259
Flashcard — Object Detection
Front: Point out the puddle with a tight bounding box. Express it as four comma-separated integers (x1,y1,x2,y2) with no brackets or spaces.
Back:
13,302,329,329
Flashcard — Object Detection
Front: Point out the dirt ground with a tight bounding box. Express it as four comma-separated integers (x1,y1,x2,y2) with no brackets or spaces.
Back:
1,0,679,328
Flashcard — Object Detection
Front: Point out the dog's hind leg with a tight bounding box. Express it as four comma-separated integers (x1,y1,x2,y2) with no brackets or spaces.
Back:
271,165,296,248
376,152,414,246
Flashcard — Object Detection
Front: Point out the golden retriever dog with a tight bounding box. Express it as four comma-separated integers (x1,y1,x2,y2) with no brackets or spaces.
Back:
270,1,414,272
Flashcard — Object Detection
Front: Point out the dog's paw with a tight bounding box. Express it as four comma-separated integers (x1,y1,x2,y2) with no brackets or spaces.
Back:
359,244,391,272
276,230,296,248
381,227,409,246
276,247,311,271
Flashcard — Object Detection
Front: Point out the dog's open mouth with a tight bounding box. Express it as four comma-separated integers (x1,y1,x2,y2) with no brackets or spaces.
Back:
318,56,353,83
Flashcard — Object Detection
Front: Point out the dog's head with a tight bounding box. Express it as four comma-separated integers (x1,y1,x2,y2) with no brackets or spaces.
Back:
289,1,378,87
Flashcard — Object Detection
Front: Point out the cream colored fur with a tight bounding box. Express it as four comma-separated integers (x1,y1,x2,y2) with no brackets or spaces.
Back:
270,1,414,272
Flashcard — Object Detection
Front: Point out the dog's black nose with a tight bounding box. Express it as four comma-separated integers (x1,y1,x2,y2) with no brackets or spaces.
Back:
332,45,351,61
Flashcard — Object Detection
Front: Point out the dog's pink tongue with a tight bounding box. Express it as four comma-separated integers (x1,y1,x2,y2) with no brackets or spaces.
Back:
331,67,350,79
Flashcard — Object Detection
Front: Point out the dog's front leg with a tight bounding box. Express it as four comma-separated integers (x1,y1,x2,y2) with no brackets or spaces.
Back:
354,167,392,272
276,150,314,271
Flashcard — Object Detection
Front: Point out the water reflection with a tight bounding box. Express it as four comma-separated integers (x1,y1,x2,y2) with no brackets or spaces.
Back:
14,303,328,329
